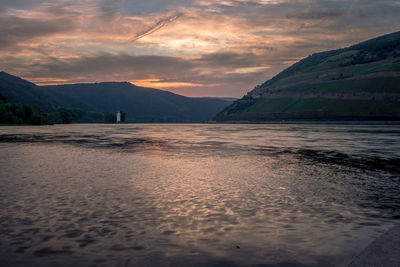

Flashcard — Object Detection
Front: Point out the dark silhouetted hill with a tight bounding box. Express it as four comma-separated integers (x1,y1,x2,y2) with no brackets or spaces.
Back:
0,72,234,122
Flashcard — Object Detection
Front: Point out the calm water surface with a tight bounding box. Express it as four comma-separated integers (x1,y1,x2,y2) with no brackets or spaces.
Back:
0,124,399,266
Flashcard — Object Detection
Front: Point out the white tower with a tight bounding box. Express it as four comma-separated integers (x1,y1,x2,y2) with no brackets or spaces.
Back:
116,111,121,123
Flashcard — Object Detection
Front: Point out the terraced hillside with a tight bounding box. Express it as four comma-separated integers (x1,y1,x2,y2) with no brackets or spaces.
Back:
216,31,400,121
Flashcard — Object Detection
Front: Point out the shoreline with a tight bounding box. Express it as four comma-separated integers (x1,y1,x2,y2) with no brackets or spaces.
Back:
349,224,400,266
213,120,400,125
1,120,400,126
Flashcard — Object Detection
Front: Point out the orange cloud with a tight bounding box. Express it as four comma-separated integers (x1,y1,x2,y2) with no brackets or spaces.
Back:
132,79,202,89
0,0,399,97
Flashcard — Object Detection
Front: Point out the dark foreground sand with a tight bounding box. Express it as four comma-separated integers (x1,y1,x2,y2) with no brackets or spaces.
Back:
349,224,400,267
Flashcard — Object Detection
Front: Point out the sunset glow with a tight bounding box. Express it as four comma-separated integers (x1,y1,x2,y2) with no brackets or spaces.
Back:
0,0,399,97
131,79,202,89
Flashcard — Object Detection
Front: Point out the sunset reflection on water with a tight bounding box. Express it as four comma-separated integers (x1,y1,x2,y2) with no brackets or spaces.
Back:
0,124,399,266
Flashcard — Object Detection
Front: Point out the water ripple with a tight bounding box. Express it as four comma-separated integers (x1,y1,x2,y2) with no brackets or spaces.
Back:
0,124,399,266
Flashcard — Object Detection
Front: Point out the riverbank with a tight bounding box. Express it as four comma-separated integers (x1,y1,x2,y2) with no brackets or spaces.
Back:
214,120,400,125
349,224,400,266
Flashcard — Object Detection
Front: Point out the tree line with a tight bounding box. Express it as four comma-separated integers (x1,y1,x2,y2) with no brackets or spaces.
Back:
0,93,125,125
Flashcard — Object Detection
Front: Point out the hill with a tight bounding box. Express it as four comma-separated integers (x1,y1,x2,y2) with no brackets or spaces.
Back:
0,72,234,123
215,31,400,121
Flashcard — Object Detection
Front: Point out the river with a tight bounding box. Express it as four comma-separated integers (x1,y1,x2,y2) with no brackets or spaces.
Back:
0,124,399,266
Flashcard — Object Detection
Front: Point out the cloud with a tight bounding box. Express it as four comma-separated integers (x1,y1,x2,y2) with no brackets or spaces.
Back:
0,50,289,97
0,0,42,12
0,15,76,50
99,0,122,18
287,8,343,20
0,0,399,97
195,52,267,69
120,0,195,13
17,54,194,80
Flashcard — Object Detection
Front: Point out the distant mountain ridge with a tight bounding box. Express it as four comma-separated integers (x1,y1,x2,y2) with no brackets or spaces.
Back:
216,31,400,121
0,72,234,122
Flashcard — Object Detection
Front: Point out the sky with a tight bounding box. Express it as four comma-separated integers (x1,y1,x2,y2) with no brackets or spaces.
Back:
0,0,399,97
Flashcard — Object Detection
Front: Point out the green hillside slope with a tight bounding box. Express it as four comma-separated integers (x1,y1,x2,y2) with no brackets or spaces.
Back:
216,31,400,121
0,72,233,123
